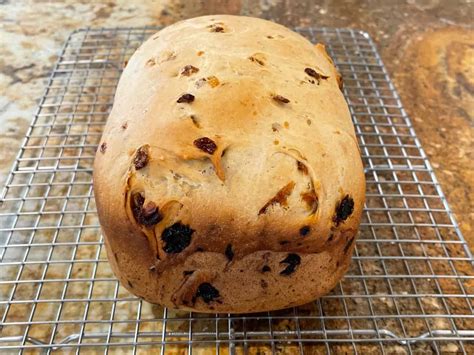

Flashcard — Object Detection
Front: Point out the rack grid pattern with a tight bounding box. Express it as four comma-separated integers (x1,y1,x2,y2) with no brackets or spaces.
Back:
0,27,473,354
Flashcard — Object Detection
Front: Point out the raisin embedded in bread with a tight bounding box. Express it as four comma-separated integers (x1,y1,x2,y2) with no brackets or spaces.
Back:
93,15,365,313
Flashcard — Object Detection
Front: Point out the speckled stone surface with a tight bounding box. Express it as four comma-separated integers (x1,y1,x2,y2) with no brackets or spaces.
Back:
0,0,472,254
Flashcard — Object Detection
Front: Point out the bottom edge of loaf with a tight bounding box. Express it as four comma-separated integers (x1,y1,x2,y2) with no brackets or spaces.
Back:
104,231,355,313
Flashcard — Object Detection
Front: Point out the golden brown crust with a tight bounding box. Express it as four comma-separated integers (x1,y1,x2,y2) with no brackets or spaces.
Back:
93,15,365,313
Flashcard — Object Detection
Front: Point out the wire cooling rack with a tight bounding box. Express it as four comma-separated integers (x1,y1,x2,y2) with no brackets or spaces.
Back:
0,26,473,354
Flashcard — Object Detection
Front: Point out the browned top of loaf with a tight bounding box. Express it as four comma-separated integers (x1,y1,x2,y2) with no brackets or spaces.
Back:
93,15,365,265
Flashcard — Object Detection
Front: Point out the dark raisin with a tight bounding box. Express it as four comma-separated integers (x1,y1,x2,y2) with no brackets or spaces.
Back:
193,137,217,154
149,265,156,271
130,195,161,226
181,65,199,76
99,142,107,153
249,56,265,66
304,67,318,78
344,236,355,254
262,265,271,273
299,226,310,236
210,25,224,33
121,122,128,130
305,67,329,81
260,279,268,288
279,240,290,245
161,222,194,253
196,283,220,303
273,95,290,104
177,93,195,103
183,270,195,276
297,161,308,175
190,115,201,128
327,233,335,242
225,244,234,261
280,253,301,276
133,146,149,170
333,195,354,225
140,201,162,226
196,247,204,252
131,192,145,223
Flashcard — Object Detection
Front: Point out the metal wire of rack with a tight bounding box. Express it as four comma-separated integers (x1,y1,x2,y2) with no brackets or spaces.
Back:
0,26,473,354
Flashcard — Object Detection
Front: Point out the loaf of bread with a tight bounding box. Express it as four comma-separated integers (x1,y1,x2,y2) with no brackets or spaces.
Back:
93,15,365,313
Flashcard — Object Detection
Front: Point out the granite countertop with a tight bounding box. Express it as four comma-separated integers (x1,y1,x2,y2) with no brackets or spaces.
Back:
0,0,472,255
0,1,472,353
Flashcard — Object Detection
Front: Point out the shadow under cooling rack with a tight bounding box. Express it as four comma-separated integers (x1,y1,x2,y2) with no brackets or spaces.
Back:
0,26,473,354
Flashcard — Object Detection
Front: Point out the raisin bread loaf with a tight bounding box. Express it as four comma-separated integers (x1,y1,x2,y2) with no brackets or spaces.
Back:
93,15,365,313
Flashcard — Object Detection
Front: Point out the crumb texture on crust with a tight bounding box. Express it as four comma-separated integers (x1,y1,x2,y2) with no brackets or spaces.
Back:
93,15,365,313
